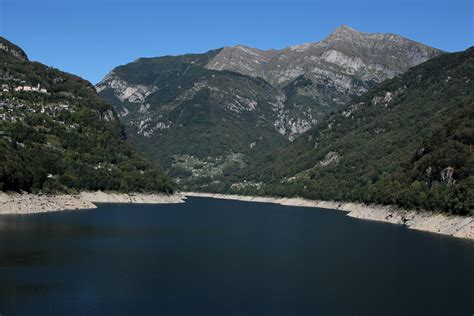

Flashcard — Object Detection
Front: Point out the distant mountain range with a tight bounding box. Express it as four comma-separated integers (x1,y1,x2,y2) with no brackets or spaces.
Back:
97,26,442,189
0,37,175,193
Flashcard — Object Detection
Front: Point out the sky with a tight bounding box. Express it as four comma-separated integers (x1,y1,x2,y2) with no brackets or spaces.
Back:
0,0,472,84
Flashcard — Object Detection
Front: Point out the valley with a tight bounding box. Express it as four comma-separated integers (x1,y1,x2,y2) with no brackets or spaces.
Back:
0,27,472,237
97,26,443,190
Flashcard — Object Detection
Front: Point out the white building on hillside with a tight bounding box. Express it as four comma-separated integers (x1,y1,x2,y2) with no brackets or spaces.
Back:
14,83,48,93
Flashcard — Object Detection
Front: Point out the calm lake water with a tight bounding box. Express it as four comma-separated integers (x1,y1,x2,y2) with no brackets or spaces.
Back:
0,197,473,315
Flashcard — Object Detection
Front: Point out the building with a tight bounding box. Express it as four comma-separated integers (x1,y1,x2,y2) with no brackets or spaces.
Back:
14,84,48,93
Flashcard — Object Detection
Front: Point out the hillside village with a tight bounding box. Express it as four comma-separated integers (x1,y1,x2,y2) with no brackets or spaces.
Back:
0,98,72,123
1,83,48,93
0,80,72,126
0,79,74,125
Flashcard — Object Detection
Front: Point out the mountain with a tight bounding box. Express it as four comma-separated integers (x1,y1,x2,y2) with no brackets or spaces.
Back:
97,26,442,190
0,37,176,193
207,25,441,99
235,47,474,215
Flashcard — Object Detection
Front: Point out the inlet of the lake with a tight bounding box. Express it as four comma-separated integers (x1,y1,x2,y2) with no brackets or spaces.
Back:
0,197,473,315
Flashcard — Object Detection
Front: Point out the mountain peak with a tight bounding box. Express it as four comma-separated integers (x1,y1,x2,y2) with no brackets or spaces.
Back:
206,26,442,88
328,25,362,39
335,25,359,33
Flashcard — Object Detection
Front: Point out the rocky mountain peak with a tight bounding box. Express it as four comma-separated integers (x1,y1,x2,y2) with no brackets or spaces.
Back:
205,27,443,89
328,25,361,37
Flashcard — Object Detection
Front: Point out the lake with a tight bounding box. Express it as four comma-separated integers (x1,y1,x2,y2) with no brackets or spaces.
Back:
0,197,473,315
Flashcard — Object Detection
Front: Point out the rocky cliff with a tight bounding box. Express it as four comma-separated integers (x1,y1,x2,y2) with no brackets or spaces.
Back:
207,25,441,86
206,25,442,135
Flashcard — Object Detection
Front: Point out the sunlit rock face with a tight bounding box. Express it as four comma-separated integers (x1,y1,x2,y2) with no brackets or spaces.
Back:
207,25,441,87
206,25,442,125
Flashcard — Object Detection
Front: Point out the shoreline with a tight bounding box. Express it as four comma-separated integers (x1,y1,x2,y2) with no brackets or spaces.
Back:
0,191,186,215
80,191,186,205
1,190,472,240
183,192,474,241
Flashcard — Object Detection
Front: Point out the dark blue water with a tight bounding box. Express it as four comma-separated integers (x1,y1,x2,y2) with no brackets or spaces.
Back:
0,197,473,315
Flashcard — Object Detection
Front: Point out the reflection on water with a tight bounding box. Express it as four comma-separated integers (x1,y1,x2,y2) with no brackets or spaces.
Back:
0,198,473,315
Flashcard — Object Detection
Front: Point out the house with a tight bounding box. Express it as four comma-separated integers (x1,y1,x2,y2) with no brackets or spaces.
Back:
15,85,32,91
13,84,47,93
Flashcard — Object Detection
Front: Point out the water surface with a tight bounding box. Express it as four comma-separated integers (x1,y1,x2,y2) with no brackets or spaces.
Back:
0,197,473,315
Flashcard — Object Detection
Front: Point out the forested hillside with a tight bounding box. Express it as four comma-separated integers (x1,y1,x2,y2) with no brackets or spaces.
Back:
229,47,474,215
0,37,176,194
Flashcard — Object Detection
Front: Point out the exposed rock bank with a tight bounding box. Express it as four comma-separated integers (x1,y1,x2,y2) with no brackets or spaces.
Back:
0,191,185,215
80,191,185,204
0,192,96,215
184,192,473,240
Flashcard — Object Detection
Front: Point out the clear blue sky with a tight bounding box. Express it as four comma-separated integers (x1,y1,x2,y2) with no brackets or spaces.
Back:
1,0,472,84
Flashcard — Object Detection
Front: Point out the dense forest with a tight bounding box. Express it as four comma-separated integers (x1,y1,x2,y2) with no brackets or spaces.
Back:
0,37,176,194
217,48,474,215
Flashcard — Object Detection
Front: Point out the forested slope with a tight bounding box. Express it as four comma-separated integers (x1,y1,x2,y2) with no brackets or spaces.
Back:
0,37,176,194
235,47,473,215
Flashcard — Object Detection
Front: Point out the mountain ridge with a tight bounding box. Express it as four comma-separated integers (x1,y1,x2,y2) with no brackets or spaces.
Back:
205,25,443,88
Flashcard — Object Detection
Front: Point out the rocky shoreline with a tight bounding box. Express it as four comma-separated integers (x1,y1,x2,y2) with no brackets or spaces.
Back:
184,192,474,240
80,191,185,204
0,192,97,215
0,191,185,215
1,190,472,240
